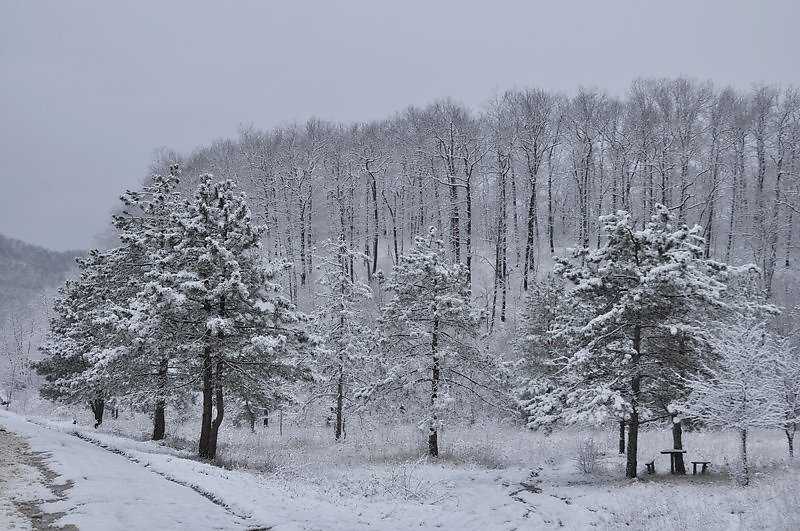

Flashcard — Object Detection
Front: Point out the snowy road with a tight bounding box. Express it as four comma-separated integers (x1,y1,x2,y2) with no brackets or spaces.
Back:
0,423,64,530
0,410,608,530
0,412,255,530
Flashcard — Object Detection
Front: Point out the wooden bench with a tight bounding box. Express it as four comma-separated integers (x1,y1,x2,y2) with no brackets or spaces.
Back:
691,461,710,475
645,460,655,474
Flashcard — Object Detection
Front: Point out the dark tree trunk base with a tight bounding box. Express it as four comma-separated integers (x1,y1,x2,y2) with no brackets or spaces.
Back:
625,412,639,478
90,398,104,429
428,430,439,457
671,417,686,475
152,402,165,441
198,355,213,458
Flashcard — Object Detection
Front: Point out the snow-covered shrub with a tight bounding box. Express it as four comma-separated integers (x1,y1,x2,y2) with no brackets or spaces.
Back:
573,437,606,474
448,442,510,469
379,459,441,502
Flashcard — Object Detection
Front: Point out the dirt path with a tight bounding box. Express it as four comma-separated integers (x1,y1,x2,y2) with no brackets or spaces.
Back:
0,412,256,530
0,425,76,530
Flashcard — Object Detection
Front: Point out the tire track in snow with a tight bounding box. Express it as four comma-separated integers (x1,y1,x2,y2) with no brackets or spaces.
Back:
0,424,76,530
69,431,269,531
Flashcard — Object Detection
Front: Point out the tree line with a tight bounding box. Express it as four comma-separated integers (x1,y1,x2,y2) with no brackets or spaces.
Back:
36,172,505,459
152,78,799,313
35,78,800,480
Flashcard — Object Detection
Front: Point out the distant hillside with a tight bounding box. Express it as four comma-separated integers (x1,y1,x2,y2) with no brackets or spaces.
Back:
0,233,82,319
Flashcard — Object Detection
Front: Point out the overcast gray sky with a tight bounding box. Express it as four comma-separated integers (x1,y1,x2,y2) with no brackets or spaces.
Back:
1,0,798,251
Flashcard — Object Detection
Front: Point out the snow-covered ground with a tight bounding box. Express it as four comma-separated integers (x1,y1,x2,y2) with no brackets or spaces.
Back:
0,411,250,530
0,423,56,530
2,409,799,530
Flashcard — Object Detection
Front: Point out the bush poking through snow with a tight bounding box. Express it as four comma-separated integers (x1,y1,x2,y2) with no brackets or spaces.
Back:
379,459,442,502
573,437,606,474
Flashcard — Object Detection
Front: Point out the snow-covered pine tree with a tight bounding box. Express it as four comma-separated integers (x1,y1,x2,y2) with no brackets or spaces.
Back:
38,171,185,433
370,228,505,457
37,246,138,428
678,320,786,485
313,235,375,441
513,273,569,425
115,168,192,440
168,175,311,459
534,205,730,478
514,273,565,366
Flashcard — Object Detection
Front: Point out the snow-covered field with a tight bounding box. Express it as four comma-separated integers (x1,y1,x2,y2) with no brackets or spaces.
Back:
1,409,799,530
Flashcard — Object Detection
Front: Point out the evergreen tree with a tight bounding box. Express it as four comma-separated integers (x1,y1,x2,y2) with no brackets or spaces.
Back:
38,173,311,457
37,247,136,427
532,205,730,478
38,170,186,433
513,273,567,425
369,228,504,457
116,168,192,440
165,175,311,459
514,273,565,366
313,235,375,441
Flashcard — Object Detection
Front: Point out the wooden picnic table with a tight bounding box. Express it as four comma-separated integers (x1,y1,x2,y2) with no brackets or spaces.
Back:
660,449,687,474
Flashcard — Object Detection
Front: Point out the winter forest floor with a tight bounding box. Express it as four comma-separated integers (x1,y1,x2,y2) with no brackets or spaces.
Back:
1,409,799,530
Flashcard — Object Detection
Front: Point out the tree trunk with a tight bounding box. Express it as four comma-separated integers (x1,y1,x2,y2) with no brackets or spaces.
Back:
625,322,642,479
348,174,356,281
370,170,379,275
90,397,104,428
523,186,536,291
152,355,168,441
726,134,746,263
449,173,460,263
198,346,214,458
281,181,298,304
431,159,444,239
671,416,686,474
153,401,166,441
465,177,473,283
754,106,769,285
785,144,798,268
245,402,256,433
578,139,593,249
299,200,308,286
738,427,749,486
429,317,440,457
208,360,224,460
335,241,347,441
625,407,639,479
510,164,521,266
678,154,689,221
382,191,399,265
704,136,720,258
659,147,670,208
335,360,345,441
725,177,737,263
619,420,626,454
764,153,784,298
786,426,795,458
547,147,556,255
307,191,314,275
786,209,793,268
491,152,509,329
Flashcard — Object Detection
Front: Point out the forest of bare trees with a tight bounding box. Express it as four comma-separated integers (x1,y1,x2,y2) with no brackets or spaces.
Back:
150,79,798,321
